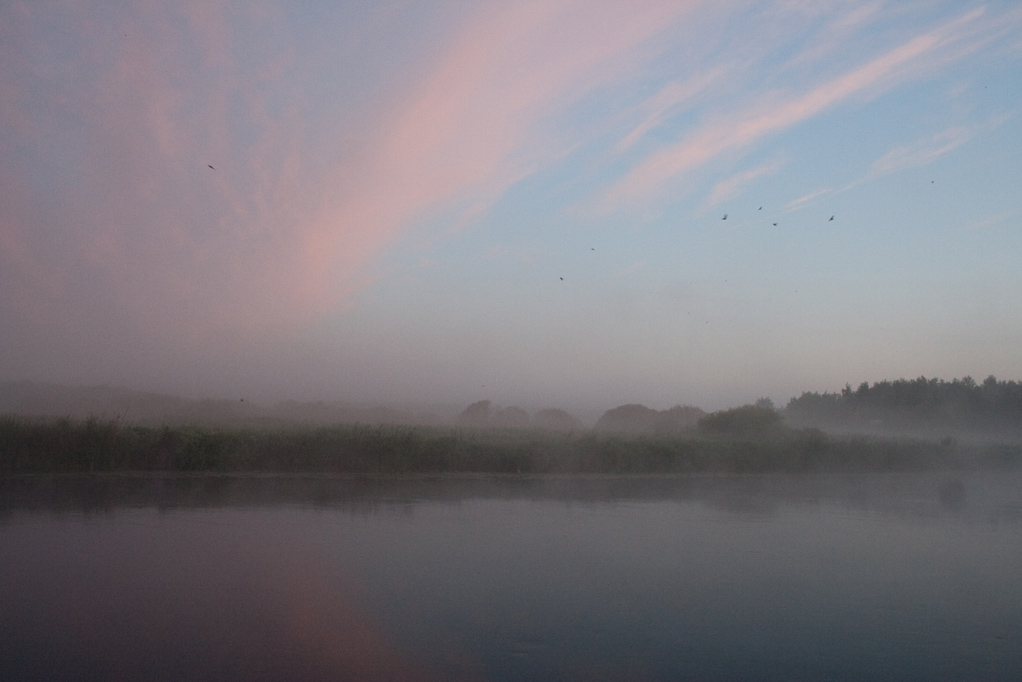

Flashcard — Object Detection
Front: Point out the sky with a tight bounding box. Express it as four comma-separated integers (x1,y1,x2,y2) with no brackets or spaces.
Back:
2,0,1021,414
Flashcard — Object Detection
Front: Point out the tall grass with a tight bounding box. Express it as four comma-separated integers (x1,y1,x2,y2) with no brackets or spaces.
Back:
1,415,1018,475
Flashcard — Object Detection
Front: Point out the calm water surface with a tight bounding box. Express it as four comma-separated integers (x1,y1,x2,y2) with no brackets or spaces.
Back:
2,473,1021,681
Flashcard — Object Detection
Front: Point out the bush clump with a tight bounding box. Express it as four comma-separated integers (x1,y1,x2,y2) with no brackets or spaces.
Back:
697,405,785,440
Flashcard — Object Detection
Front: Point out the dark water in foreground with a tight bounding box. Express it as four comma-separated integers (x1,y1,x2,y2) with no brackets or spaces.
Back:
2,473,1021,681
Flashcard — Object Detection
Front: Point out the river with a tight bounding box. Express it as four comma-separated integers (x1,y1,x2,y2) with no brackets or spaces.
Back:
2,472,1020,681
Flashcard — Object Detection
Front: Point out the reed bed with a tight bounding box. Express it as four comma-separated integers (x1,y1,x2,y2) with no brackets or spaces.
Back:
1,415,1017,475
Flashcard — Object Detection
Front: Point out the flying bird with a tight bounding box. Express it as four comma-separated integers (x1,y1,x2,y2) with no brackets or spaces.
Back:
722,214,727,220
772,223,778,226
758,206,762,210
560,277,564,281
829,215,834,221
208,165,215,170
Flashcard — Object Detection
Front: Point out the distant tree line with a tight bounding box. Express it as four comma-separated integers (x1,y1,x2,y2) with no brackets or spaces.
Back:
785,376,1022,434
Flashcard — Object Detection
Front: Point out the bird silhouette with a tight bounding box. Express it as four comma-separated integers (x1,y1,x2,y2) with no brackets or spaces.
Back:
829,215,834,221
758,206,762,210
560,277,564,281
722,214,727,220
772,223,778,226
208,165,215,170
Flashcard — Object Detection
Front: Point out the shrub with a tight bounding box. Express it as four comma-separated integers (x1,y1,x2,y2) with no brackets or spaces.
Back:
697,405,784,440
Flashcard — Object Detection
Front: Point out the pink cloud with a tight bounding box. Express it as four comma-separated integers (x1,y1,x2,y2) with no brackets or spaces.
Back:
292,0,704,312
601,7,990,209
2,0,712,371
0,2,306,346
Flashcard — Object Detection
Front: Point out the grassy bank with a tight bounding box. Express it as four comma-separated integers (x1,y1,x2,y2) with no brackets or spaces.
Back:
1,415,1019,475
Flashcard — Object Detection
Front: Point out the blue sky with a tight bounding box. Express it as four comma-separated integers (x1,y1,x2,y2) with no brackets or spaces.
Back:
1,0,1021,413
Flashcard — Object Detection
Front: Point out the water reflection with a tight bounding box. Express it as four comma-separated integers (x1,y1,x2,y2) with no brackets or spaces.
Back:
2,473,1021,681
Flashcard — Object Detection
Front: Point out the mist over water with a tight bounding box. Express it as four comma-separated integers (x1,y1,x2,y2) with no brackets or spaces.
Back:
3,473,1021,681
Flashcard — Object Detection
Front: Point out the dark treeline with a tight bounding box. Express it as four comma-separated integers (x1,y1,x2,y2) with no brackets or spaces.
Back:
785,375,1022,436
2,413,1019,475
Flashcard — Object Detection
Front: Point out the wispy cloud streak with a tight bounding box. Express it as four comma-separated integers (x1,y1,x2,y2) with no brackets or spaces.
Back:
707,159,784,206
615,65,729,153
602,7,992,209
785,188,832,211
869,114,1010,177
871,127,973,176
